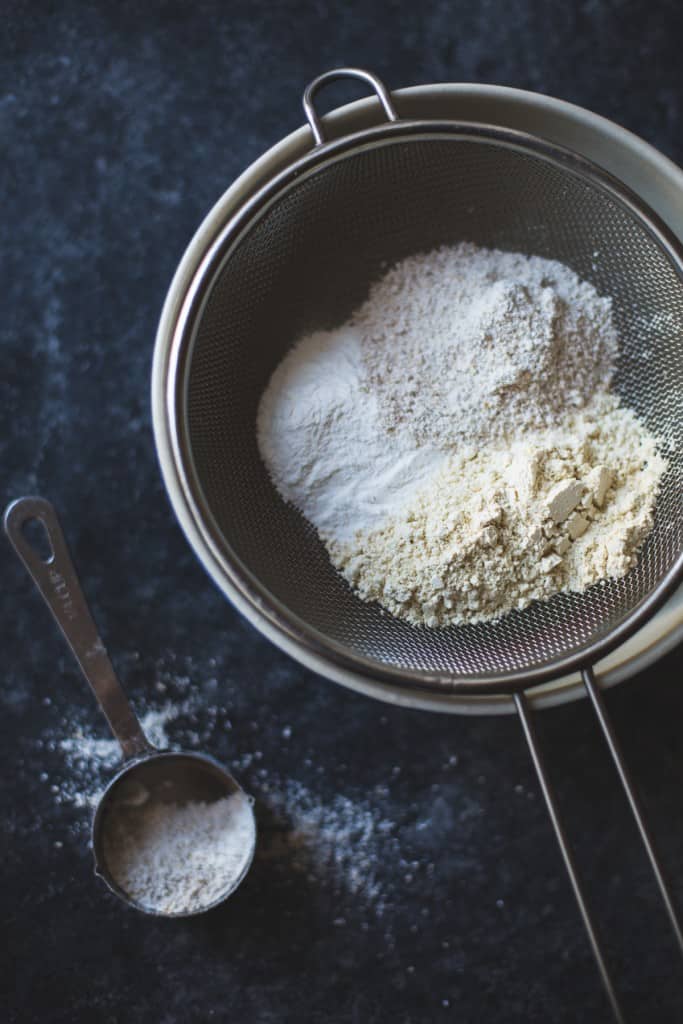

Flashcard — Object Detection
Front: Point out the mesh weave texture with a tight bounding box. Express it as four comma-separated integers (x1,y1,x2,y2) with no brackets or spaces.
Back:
182,136,682,683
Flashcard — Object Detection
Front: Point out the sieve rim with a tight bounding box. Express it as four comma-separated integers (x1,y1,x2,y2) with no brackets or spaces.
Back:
159,117,683,698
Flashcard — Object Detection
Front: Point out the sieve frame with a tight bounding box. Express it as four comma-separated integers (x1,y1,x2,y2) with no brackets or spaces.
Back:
157,115,683,701
151,72,683,1020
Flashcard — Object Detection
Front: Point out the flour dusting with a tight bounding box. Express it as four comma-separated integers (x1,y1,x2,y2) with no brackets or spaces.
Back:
260,779,398,913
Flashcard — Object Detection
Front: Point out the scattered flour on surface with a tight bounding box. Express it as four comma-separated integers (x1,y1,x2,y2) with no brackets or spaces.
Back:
260,778,397,914
58,702,192,809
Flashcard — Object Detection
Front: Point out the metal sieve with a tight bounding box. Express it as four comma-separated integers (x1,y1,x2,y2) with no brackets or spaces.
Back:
153,69,683,1020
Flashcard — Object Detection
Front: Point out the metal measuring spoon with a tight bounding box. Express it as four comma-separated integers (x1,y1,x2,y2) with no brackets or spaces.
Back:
4,496,256,917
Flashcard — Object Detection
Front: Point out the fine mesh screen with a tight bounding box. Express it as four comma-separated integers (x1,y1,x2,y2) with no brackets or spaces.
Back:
182,136,683,683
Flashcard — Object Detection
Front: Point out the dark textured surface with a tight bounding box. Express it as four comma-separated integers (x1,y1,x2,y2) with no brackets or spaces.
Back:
2,2,682,1022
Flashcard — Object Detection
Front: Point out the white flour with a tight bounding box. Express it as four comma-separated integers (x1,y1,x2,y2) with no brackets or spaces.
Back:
103,791,255,915
257,326,445,543
259,778,397,914
359,243,617,446
257,243,667,625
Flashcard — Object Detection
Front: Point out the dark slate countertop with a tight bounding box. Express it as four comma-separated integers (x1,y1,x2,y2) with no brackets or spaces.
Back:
2,2,682,1022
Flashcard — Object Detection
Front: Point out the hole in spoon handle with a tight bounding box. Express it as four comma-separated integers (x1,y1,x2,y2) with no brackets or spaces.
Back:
4,496,153,761
21,515,55,563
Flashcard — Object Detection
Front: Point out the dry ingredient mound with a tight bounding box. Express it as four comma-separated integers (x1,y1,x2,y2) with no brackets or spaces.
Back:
358,243,618,447
103,791,254,915
257,243,667,627
331,396,666,626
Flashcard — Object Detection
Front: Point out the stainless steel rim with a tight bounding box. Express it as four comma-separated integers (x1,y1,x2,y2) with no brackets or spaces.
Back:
159,117,683,698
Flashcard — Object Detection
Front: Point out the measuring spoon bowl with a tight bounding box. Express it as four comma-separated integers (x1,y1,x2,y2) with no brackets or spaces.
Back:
93,750,256,916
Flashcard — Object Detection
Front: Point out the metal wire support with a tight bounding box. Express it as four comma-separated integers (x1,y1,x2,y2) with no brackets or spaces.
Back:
515,691,626,1024
582,667,683,955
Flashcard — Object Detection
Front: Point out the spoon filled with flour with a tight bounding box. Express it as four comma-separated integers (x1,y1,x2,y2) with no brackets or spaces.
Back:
257,243,667,627
99,758,256,916
5,496,257,916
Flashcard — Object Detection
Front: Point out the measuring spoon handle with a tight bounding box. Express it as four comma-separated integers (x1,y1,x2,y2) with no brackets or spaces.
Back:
4,496,153,760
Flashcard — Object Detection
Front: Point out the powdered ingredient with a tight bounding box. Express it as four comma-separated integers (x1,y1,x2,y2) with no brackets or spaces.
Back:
103,791,255,914
257,326,445,542
331,395,666,626
41,665,398,915
358,243,617,446
257,243,667,625
58,703,192,809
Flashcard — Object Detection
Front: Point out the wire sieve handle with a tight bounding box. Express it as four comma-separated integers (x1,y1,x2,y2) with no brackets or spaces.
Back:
517,672,683,1022
303,67,399,146
515,690,626,1023
581,666,683,955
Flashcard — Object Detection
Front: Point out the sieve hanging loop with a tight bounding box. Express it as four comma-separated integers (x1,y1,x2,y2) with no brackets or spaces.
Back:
303,67,399,145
